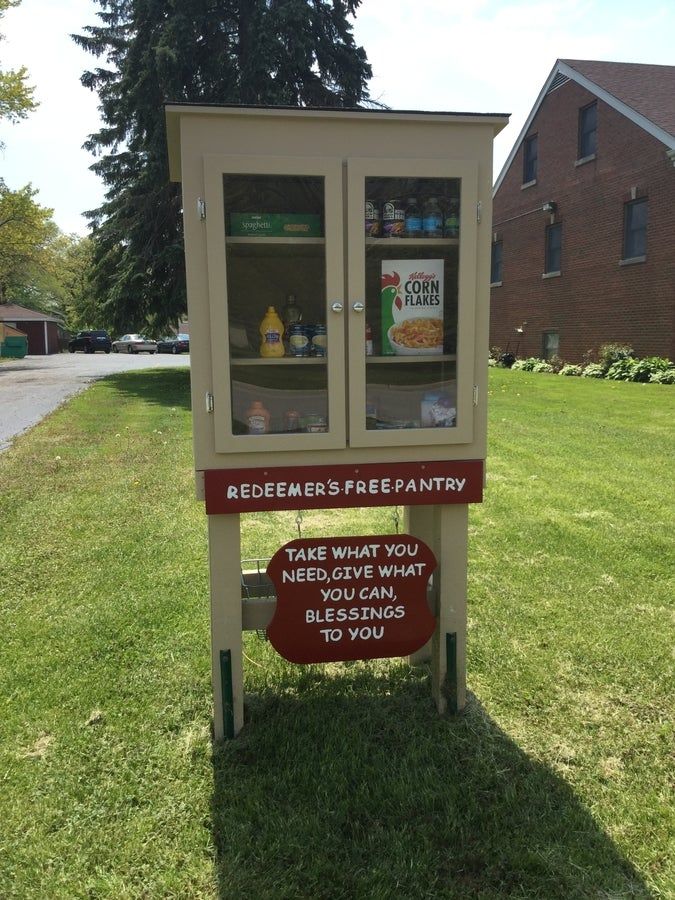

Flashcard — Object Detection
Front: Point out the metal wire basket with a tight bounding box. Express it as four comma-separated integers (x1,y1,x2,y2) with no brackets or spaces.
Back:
240,557,274,639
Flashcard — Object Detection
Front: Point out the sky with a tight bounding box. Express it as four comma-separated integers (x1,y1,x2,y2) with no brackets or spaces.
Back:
1,0,674,236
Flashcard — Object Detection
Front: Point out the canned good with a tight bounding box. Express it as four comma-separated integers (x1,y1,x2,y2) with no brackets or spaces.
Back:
382,199,405,238
288,323,310,357
304,413,328,433
311,323,327,357
365,200,381,238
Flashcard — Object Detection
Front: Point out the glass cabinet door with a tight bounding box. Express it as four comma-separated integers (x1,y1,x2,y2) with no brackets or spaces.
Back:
204,156,345,452
346,158,478,447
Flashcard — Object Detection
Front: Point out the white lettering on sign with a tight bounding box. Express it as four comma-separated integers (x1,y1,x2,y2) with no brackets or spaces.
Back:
265,533,439,663
225,476,466,502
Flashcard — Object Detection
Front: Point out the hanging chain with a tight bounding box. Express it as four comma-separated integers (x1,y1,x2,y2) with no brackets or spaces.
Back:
392,506,401,534
295,509,304,539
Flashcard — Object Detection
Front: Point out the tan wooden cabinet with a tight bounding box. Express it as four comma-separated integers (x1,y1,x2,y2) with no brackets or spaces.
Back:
165,105,509,739
166,105,509,474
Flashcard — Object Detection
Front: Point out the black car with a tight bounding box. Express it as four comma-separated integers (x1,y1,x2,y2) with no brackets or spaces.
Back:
156,333,190,354
68,330,112,353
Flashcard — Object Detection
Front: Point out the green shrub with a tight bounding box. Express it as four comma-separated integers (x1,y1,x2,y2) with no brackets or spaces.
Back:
649,368,675,384
606,358,638,380
513,357,540,371
598,343,634,372
559,364,583,376
630,356,673,382
532,360,554,373
582,363,605,378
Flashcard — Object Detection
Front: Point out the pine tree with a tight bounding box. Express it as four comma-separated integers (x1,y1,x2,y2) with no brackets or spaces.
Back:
74,1,372,335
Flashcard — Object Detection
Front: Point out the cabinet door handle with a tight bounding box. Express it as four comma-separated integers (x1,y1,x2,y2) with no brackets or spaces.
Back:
331,301,344,313
352,302,365,313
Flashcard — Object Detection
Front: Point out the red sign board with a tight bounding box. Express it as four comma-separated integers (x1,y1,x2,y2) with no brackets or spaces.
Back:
204,459,483,514
266,534,437,664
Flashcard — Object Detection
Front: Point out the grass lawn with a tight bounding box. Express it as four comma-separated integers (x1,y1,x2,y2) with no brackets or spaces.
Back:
0,368,673,898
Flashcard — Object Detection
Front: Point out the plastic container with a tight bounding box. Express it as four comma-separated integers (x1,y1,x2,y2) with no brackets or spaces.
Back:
259,306,285,357
422,197,443,238
246,400,271,434
404,197,422,238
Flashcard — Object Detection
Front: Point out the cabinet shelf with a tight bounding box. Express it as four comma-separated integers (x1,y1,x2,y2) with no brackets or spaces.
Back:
231,356,327,366
226,236,325,258
367,354,457,364
366,237,459,248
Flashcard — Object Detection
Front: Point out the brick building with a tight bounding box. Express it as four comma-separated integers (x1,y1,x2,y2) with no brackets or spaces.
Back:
490,59,675,364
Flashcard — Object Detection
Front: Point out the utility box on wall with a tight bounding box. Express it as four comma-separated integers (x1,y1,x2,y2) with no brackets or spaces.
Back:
165,104,509,738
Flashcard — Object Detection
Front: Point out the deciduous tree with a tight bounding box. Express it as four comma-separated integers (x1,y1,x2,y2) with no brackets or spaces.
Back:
0,0,36,127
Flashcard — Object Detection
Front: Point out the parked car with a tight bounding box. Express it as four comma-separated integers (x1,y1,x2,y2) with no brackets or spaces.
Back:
156,333,190,354
112,334,157,354
68,330,112,354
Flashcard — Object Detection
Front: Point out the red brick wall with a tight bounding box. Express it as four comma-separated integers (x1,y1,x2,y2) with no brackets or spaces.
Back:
490,79,675,363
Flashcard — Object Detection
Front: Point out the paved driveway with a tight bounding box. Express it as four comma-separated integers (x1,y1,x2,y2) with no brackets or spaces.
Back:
0,352,190,451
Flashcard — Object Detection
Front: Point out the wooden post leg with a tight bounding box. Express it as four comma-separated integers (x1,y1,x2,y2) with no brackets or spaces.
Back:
208,513,244,739
406,505,436,665
430,504,469,715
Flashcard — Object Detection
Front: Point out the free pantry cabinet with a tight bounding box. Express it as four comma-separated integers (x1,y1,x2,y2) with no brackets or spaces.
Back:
165,105,509,474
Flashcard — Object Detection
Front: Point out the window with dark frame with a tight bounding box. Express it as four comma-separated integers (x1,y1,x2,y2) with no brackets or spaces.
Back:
623,198,647,260
490,241,503,284
523,135,538,183
542,331,560,360
578,102,597,159
545,223,562,274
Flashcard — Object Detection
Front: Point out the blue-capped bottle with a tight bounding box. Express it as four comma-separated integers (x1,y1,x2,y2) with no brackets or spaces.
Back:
404,197,422,238
422,197,443,238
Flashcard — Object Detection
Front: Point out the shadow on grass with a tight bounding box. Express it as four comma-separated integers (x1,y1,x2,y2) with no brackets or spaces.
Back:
211,667,649,899
103,368,192,411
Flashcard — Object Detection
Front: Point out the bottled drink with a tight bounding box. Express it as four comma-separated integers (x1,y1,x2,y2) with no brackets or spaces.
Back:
404,197,422,238
444,199,460,238
382,199,405,238
365,200,381,237
422,197,443,238
365,322,373,356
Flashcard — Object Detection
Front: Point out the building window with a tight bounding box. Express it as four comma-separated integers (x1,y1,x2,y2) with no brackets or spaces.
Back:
578,102,597,159
623,198,647,260
545,223,562,274
523,135,538,184
542,331,560,360
490,241,503,284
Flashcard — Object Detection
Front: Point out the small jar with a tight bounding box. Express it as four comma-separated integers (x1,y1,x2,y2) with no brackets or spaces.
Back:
246,400,270,434
284,409,301,432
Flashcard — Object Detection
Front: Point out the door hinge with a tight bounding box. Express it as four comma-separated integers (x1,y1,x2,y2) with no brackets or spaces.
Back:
473,385,479,406
197,198,206,221
205,392,214,413
476,201,482,224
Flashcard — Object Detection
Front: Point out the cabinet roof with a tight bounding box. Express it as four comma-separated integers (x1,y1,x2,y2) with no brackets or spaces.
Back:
494,59,675,193
164,104,510,181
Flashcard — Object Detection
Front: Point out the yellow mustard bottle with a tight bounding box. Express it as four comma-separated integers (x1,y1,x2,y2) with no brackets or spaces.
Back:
259,305,285,357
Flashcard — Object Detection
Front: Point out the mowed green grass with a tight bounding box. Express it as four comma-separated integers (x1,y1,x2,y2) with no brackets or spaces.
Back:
0,368,672,898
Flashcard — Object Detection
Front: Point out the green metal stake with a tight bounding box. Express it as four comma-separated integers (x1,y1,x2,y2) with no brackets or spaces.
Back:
220,649,235,739
445,632,458,715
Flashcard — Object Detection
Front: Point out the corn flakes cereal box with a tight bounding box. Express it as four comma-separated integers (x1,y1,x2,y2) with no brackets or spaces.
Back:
381,259,444,355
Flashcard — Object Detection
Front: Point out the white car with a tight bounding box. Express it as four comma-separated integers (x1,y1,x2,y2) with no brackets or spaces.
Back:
112,334,157,354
